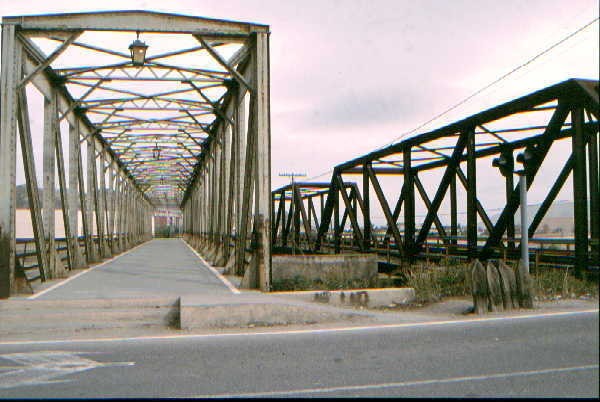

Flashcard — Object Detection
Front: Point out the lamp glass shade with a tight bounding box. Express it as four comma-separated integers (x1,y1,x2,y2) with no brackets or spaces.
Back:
129,39,148,66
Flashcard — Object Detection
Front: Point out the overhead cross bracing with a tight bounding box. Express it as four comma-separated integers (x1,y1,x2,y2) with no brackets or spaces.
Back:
0,11,272,297
7,11,265,206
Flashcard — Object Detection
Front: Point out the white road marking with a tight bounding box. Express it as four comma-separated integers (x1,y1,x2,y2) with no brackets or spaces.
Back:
28,241,149,300
183,240,240,294
0,309,596,346
194,364,600,397
0,351,134,389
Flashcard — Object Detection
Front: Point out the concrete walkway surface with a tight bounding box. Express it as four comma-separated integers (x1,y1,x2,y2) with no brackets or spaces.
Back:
33,238,233,300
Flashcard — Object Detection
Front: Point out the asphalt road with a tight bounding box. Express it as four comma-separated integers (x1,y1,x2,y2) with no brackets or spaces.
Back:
0,310,597,398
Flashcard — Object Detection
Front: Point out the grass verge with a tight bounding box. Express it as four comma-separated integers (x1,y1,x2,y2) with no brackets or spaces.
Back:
270,262,598,305
405,263,598,304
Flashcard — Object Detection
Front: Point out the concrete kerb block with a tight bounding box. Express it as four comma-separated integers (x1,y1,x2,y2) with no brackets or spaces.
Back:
0,297,181,337
178,295,362,330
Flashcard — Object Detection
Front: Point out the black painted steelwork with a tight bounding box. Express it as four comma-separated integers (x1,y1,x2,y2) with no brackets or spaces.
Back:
274,79,599,275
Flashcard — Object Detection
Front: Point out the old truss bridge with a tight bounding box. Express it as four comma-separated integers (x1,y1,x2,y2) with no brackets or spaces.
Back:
0,11,270,297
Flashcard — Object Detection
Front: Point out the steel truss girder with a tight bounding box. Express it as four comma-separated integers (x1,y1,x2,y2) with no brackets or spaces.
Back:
286,79,599,273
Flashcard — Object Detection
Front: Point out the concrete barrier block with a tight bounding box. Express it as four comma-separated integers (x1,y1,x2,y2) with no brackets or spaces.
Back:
272,253,378,284
179,295,361,330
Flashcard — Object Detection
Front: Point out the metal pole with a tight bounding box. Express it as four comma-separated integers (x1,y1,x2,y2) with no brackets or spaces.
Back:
519,173,529,273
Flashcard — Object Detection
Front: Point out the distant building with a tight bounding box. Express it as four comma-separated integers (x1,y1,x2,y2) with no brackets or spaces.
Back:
153,208,182,237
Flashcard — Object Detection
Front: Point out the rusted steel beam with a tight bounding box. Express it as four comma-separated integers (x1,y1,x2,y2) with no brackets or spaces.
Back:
414,174,448,243
366,164,404,254
335,175,364,251
415,131,468,249
572,105,589,276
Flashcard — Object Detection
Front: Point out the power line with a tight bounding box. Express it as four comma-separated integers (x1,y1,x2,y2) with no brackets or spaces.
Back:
304,16,599,182
377,16,599,149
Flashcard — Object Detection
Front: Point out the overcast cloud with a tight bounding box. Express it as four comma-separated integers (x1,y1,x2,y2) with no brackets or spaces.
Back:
1,0,598,221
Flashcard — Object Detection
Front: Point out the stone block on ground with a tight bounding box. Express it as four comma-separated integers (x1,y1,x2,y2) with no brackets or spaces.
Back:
498,260,518,310
470,259,488,315
486,261,504,312
516,259,534,309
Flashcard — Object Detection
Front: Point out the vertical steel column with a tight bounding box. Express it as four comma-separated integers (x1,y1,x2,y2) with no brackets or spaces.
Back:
363,162,371,251
293,183,300,251
234,86,246,271
97,149,110,257
77,127,92,264
572,106,589,276
86,137,99,261
121,175,128,249
225,96,237,265
450,174,457,250
107,161,117,254
403,147,415,258
251,31,272,291
43,91,58,278
94,148,110,258
588,127,599,266
351,188,358,248
114,172,122,252
0,23,19,297
519,174,529,271
466,128,478,259
114,173,122,251
505,151,515,251
334,183,340,254
68,121,84,268
54,103,76,272
282,192,291,247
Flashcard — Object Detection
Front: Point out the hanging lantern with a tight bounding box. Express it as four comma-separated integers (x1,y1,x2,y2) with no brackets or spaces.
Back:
152,140,161,160
129,31,148,66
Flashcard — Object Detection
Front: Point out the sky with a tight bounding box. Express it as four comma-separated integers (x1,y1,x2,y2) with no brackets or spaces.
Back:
1,0,599,225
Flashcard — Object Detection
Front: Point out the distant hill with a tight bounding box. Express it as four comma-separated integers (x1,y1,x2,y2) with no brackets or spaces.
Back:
15,185,104,210
491,200,576,235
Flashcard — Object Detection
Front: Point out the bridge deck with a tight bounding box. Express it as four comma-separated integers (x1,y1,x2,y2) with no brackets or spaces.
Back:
34,239,234,300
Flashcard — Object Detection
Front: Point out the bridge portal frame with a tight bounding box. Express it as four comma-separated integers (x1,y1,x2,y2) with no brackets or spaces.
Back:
0,11,272,296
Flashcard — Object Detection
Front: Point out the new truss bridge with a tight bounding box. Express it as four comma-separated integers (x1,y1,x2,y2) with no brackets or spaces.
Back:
272,79,599,275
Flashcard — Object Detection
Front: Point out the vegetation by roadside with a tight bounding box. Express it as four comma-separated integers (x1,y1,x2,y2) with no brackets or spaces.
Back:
272,261,598,308
405,262,598,305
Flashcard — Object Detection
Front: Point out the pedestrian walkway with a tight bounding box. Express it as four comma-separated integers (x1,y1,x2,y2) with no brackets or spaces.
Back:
34,239,234,300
